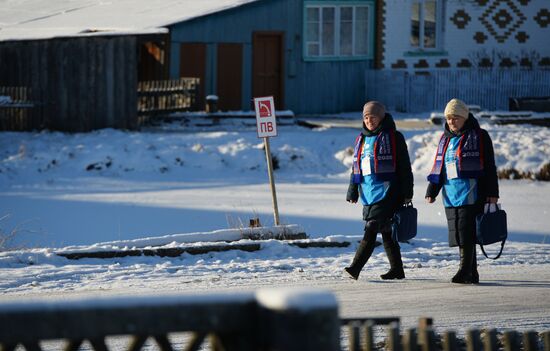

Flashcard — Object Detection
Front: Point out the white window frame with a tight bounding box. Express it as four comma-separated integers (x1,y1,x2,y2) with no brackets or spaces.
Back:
410,0,444,51
304,3,374,60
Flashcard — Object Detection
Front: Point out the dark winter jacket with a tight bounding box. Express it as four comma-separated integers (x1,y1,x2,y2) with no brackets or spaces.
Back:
425,114,499,203
346,113,414,222
425,114,499,247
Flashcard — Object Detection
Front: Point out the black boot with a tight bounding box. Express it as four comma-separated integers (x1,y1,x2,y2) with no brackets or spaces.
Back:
471,248,479,284
344,238,376,280
345,222,378,280
380,236,405,280
452,244,474,284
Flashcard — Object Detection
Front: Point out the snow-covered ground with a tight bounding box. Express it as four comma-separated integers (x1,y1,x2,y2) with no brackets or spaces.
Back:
1,117,549,334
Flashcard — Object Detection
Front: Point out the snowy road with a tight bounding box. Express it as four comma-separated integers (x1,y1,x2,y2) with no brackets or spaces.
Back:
2,263,549,334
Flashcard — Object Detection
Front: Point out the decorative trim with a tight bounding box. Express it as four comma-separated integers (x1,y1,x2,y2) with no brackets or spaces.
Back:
479,0,527,43
479,58,493,67
534,9,550,28
520,57,532,68
515,31,529,43
435,59,451,68
457,59,472,68
391,59,407,69
474,32,488,44
499,58,515,68
413,59,430,69
451,9,471,29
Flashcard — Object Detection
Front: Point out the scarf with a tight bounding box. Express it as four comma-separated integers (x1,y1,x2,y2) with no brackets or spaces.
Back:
352,129,396,184
427,128,484,184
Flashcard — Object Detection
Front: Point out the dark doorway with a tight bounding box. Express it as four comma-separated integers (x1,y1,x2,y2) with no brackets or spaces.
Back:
252,32,284,109
138,36,169,81
217,43,243,111
180,43,206,110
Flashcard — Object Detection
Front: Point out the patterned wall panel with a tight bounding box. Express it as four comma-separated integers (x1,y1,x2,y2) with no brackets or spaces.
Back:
381,0,549,71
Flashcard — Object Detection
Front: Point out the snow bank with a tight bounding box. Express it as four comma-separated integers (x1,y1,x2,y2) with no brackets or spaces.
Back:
58,224,306,251
407,123,550,177
256,288,338,311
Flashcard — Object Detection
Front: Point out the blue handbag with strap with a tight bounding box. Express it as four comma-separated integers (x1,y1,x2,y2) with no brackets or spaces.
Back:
476,203,507,259
391,202,418,243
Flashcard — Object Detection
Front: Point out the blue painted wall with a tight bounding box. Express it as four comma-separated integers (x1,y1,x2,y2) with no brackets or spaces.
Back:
169,0,375,114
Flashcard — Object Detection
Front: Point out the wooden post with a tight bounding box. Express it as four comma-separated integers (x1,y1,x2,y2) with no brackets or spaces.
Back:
387,322,402,351
465,329,482,351
363,321,375,351
482,329,498,351
348,322,361,351
442,331,458,351
263,137,280,226
402,328,417,351
417,317,433,349
502,331,519,351
523,331,538,351
543,331,550,351
256,289,339,351
420,328,436,351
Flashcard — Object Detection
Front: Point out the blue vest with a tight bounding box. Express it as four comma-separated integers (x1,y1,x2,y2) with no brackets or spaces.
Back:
359,136,390,205
442,137,478,207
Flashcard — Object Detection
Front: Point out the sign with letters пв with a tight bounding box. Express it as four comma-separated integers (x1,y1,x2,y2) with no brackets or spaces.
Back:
254,96,277,138
253,95,280,225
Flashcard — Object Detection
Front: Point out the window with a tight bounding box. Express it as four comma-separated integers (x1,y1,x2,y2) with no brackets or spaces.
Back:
305,3,373,59
411,0,442,50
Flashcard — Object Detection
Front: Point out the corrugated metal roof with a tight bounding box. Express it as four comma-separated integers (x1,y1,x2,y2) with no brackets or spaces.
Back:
0,0,260,41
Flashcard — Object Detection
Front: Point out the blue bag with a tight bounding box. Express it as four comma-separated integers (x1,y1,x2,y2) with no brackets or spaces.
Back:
391,202,417,243
476,204,507,260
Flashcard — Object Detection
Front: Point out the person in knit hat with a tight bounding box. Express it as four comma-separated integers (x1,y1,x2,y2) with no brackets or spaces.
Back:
444,98,469,133
344,101,414,280
425,98,500,284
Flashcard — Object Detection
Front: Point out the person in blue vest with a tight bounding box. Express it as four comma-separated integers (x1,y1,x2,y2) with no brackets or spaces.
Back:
344,101,414,280
425,98,499,284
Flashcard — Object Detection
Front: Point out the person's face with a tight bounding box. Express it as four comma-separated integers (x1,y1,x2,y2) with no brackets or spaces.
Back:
363,109,383,131
446,114,466,133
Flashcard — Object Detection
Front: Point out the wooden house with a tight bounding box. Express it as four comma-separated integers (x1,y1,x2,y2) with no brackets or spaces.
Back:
367,0,550,112
168,0,378,114
3,0,547,131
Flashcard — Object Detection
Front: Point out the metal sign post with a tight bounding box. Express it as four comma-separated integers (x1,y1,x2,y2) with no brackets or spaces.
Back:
253,96,280,226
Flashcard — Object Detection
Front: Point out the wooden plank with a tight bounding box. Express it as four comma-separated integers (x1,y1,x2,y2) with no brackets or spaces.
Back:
402,328,417,351
482,329,498,351
56,243,261,260
289,241,350,248
0,298,258,344
387,322,402,351
523,331,539,351
502,330,519,351
363,321,374,351
347,323,361,351
465,329,481,351
105,38,115,127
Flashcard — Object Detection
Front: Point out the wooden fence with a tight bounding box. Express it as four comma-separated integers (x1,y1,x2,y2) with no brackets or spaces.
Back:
342,317,550,351
365,69,550,113
137,77,200,118
1,291,548,351
0,86,38,131
0,289,340,351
